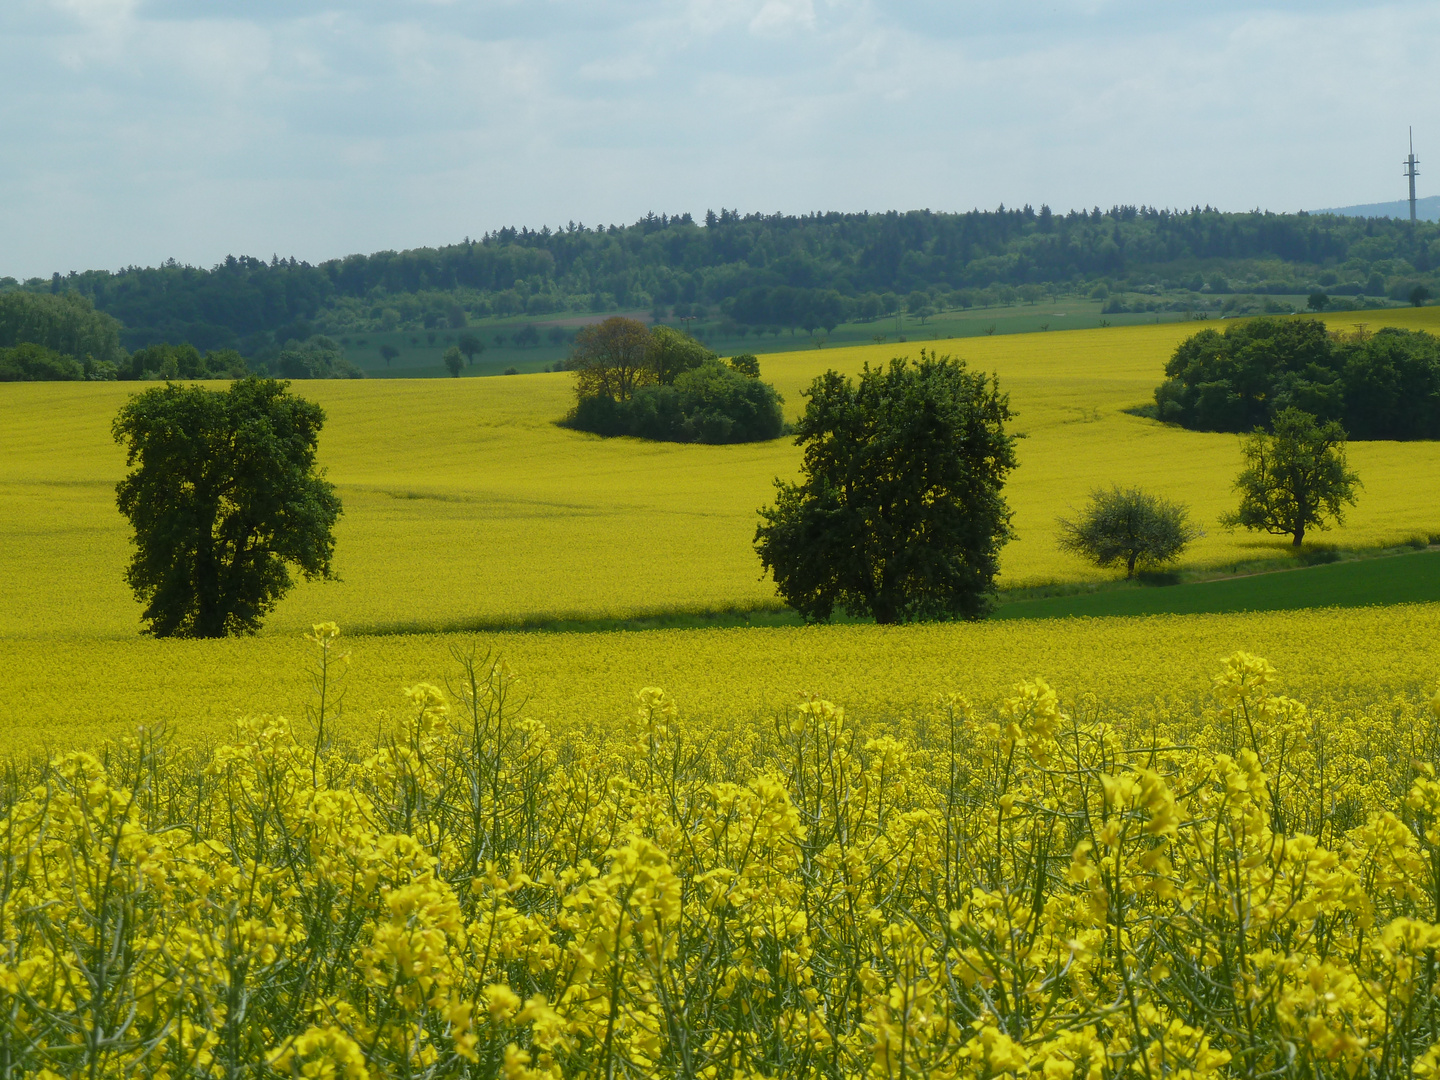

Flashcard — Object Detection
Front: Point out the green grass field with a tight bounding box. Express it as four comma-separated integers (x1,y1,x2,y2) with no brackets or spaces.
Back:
994,548,1440,620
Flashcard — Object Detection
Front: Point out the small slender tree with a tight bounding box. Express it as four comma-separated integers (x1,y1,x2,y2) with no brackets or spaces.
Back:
112,378,341,637
1057,486,1202,578
443,346,464,377
1221,407,1361,546
457,331,485,365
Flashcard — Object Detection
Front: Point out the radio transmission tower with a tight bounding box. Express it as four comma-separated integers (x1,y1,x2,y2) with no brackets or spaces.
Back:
1404,128,1420,223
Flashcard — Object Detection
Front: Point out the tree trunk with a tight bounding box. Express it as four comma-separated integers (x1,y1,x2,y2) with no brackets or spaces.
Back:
194,503,224,637
1126,553,1137,578
1292,526,1304,547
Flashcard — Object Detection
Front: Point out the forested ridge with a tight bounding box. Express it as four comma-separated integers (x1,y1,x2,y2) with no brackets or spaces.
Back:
3,205,1439,352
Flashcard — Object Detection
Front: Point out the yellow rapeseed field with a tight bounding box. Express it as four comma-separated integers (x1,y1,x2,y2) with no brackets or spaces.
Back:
6,627,1440,1076
3,603,1437,756
3,309,1440,639
7,313,1440,1075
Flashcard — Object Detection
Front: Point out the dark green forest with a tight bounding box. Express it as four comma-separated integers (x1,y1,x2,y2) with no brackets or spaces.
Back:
1152,318,1440,439
2,207,1438,369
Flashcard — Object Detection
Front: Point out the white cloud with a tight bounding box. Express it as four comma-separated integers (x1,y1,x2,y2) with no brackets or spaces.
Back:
748,0,816,36
0,0,1436,276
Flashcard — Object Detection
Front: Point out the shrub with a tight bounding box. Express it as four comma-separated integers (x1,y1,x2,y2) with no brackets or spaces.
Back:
126,343,248,381
1057,486,1202,577
567,360,784,444
275,336,364,380
727,353,761,377
0,342,82,381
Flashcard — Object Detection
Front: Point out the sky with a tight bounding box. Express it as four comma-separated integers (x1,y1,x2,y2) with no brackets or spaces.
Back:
1,0,1435,279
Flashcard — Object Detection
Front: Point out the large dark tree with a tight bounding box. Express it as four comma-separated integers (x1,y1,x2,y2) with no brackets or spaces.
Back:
755,351,1017,624
113,378,342,637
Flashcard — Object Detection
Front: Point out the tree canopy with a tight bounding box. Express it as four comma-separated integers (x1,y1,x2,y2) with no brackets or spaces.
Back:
1220,407,1360,546
112,378,342,637
755,351,1017,624
566,317,656,401
649,324,715,384
1154,319,1440,439
0,291,123,367
1057,487,1201,578
0,343,85,382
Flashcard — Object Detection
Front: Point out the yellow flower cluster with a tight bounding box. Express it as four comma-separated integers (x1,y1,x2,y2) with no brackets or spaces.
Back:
5,631,1440,1077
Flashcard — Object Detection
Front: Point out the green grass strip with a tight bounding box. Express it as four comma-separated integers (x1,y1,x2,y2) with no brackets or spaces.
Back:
992,549,1440,620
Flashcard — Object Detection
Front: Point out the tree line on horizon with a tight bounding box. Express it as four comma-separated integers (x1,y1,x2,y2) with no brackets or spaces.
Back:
2,205,1437,358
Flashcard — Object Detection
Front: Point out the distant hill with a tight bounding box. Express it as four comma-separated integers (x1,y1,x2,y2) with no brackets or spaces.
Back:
1314,195,1440,222
3,206,1439,357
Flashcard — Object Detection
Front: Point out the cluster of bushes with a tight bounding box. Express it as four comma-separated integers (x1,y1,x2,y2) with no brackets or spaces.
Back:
0,342,114,381
563,319,785,444
0,288,362,382
1152,317,1440,439
0,292,124,380
267,335,364,380
125,343,248,380
572,358,785,443
0,336,363,383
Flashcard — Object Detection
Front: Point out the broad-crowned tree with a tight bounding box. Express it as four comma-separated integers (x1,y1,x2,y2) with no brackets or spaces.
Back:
565,316,655,400
1221,407,1360,546
457,331,485,365
1057,486,1202,578
113,378,341,637
755,351,1017,624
